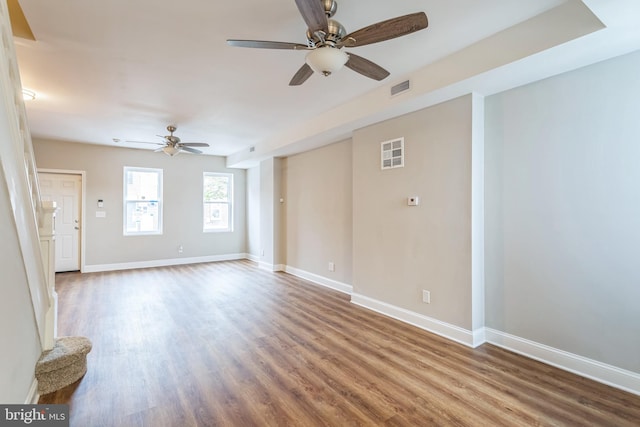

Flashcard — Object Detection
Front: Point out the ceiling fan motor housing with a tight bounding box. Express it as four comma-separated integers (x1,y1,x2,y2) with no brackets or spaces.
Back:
165,125,180,144
307,19,346,47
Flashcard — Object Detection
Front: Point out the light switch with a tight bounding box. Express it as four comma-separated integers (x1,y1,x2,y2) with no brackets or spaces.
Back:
96,211,106,218
97,199,104,208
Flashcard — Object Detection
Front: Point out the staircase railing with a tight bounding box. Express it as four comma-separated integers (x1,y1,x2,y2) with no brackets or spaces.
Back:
1,0,55,350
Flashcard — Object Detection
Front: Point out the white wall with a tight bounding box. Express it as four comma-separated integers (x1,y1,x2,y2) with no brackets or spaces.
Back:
33,139,246,270
282,140,353,286
485,49,640,373
0,166,41,403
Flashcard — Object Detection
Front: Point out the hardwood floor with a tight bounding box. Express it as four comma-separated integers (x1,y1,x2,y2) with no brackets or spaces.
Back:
40,260,639,426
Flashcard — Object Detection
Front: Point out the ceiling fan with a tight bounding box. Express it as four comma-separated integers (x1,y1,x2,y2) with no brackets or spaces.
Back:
227,0,428,86
126,125,210,156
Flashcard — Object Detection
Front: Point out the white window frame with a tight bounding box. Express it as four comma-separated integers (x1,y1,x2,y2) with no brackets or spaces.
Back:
203,172,233,233
123,166,163,236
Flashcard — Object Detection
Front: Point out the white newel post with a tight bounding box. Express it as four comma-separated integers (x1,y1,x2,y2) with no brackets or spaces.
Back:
39,200,58,351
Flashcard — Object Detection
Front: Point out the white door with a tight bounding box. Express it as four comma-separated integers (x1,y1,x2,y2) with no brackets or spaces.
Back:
39,173,82,272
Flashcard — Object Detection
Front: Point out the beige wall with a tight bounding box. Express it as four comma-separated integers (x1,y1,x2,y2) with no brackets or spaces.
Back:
282,140,353,284
485,49,640,373
33,139,246,268
352,95,473,329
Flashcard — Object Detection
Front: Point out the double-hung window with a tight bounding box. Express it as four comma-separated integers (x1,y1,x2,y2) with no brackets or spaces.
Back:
123,167,163,235
203,172,233,232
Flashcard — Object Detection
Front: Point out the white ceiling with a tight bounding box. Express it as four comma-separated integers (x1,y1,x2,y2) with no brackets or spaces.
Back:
12,0,640,166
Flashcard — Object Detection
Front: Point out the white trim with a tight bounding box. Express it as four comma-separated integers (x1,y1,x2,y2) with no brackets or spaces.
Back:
470,92,485,331
259,262,284,272
84,253,248,273
123,166,164,236
25,378,39,404
485,328,640,396
37,169,87,273
350,293,484,348
284,266,353,295
246,253,260,263
258,261,273,271
203,172,234,233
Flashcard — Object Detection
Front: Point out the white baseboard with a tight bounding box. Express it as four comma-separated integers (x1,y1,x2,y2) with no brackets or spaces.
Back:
25,378,39,404
259,262,284,272
351,293,483,348
246,253,260,263
83,253,249,273
284,266,353,295
484,328,640,396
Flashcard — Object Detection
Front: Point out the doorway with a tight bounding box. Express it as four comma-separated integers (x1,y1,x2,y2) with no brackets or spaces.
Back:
38,171,84,272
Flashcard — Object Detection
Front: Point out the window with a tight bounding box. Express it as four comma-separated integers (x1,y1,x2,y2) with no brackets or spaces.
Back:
203,172,233,232
123,167,163,235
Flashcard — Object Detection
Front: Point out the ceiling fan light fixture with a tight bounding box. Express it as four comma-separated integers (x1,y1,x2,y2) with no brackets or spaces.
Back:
305,47,348,76
162,145,180,156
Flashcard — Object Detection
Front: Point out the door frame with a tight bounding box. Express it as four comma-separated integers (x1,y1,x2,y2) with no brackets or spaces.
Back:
38,168,87,273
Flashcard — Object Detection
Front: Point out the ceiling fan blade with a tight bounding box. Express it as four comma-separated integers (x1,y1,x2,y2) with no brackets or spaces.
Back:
289,63,314,86
227,40,311,50
8,0,35,41
180,146,203,155
180,143,209,147
342,12,428,48
125,140,165,146
345,54,390,81
295,0,329,34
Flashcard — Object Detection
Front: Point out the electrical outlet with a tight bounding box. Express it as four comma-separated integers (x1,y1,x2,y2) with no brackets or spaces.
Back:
328,262,335,272
178,245,183,254
422,290,431,304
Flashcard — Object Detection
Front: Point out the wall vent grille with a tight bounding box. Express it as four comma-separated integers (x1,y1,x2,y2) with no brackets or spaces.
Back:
381,138,404,170
391,80,410,96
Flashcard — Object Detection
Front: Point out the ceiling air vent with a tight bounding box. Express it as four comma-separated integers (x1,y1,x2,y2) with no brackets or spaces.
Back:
391,80,411,96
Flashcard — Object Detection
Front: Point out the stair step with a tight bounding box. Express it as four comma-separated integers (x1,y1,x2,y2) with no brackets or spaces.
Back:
36,336,92,395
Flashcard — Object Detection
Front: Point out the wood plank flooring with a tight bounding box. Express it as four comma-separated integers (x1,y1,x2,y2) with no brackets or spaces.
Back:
40,260,640,426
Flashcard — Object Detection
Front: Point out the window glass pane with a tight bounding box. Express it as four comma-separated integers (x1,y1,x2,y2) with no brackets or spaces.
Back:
204,202,229,231
203,172,232,232
126,171,159,201
125,201,159,233
204,175,229,202
124,167,162,235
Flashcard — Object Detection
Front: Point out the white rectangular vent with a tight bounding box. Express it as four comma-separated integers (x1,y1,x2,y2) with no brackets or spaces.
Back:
381,138,404,170
391,80,410,96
